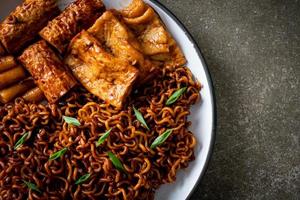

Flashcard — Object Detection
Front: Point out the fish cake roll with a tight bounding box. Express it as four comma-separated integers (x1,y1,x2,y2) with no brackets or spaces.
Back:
22,87,45,103
0,0,60,53
39,0,104,54
0,78,35,104
0,56,17,73
0,66,27,89
19,40,77,103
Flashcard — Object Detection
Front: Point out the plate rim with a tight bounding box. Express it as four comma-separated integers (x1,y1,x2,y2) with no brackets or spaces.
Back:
149,0,217,199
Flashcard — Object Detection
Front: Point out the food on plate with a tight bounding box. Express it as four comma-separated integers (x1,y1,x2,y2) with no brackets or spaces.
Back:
0,56,17,73
0,65,201,199
19,40,77,103
0,55,42,103
88,11,158,84
0,65,27,89
22,87,45,103
0,0,202,199
0,78,35,103
119,0,186,67
0,0,59,53
65,30,139,108
39,0,105,54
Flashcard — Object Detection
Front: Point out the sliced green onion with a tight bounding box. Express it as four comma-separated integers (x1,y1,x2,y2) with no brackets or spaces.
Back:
133,106,150,130
75,173,91,185
108,152,125,172
63,116,81,126
150,129,173,149
166,87,187,105
49,147,68,161
14,132,30,150
96,128,112,147
23,180,41,193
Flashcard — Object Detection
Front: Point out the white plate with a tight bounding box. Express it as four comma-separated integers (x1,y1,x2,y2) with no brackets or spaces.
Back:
0,1,216,199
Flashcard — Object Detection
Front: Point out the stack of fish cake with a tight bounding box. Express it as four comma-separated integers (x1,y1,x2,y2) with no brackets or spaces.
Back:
0,55,43,103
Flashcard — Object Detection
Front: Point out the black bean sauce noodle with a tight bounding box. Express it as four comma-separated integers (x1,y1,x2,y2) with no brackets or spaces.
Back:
0,65,201,200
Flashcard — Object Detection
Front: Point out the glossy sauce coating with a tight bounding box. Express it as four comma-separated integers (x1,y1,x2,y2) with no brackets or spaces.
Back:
39,0,104,54
65,31,138,108
120,0,186,67
0,56,17,73
0,0,59,53
0,78,35,103
19,40,77,103
0,65,27,89
22,87,45,103
88,11,158,84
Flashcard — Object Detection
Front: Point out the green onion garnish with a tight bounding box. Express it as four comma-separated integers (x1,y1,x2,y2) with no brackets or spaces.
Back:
75,173,91,185
49,147,68,161
63,116,81,126
133,106,150,130
23,180,41,193
166,87,187,105
150,129,173,149
108,152,125,172
14,132,30,150
96,128,112,147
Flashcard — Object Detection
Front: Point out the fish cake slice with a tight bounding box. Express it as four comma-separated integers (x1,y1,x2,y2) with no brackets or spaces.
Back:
119,0,186,67
0,0,59,53
88,11,158,84
19,40,77,103
39,0,105,54
65,31,138,108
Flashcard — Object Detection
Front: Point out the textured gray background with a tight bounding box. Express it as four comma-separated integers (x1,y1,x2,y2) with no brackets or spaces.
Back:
158,0,300,199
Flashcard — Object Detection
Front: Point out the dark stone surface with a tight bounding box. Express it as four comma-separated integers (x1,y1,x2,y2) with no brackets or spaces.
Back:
158,0,300,199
